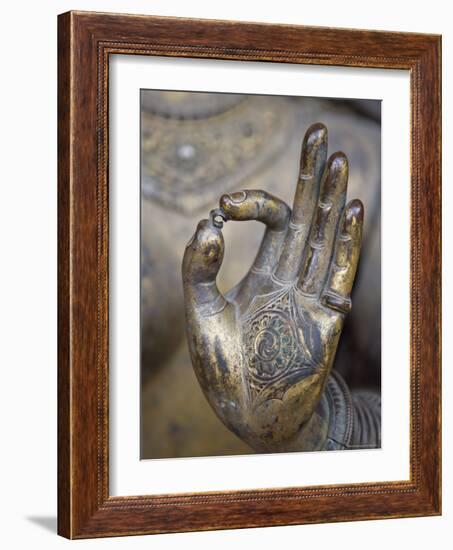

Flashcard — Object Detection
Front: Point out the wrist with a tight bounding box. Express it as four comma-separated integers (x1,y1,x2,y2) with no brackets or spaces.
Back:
322,371,355,450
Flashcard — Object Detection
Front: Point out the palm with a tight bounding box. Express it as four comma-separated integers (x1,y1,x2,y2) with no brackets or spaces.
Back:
182,123,363,452
238,283,337,400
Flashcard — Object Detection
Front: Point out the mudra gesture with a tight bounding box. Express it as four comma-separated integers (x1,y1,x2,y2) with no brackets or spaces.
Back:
182,123,380,453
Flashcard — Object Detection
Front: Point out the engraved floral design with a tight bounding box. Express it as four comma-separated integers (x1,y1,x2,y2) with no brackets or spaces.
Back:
246,310,296,381
242,288,318,403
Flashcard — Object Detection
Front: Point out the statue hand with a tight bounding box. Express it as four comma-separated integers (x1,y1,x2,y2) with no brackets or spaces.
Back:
182,123,364,452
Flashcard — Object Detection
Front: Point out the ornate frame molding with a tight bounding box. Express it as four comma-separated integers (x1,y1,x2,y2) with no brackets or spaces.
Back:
58,11,441,538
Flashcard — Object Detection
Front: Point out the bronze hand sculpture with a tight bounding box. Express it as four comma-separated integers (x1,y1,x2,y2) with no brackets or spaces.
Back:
182,123,380,453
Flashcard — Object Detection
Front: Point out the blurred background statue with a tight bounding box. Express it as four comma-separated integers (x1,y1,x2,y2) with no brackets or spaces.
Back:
141,91,381,458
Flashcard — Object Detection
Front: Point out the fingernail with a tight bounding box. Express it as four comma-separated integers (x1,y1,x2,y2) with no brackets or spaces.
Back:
346,199,364,224
329,152,348,173
224,191,247,204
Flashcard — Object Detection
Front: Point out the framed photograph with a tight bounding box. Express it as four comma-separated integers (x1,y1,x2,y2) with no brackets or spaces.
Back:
58,11,441,538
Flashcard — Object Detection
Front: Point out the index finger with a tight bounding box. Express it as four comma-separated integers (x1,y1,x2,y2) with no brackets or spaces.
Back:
220,190,290,274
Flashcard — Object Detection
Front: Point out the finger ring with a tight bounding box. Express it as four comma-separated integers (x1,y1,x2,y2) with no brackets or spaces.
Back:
210,208,228,229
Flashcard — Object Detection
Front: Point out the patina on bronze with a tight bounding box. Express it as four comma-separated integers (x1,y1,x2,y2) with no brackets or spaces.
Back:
183,123,380,452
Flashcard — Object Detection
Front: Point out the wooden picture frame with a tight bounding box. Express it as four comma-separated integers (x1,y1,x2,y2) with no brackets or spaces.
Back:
58,10,441,538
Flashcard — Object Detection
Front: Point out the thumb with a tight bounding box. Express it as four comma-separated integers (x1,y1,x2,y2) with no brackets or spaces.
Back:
182,216,226,314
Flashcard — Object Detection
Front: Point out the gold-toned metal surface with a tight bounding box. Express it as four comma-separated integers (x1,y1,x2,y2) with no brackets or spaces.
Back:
140,92,381,458
183,123,380,452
